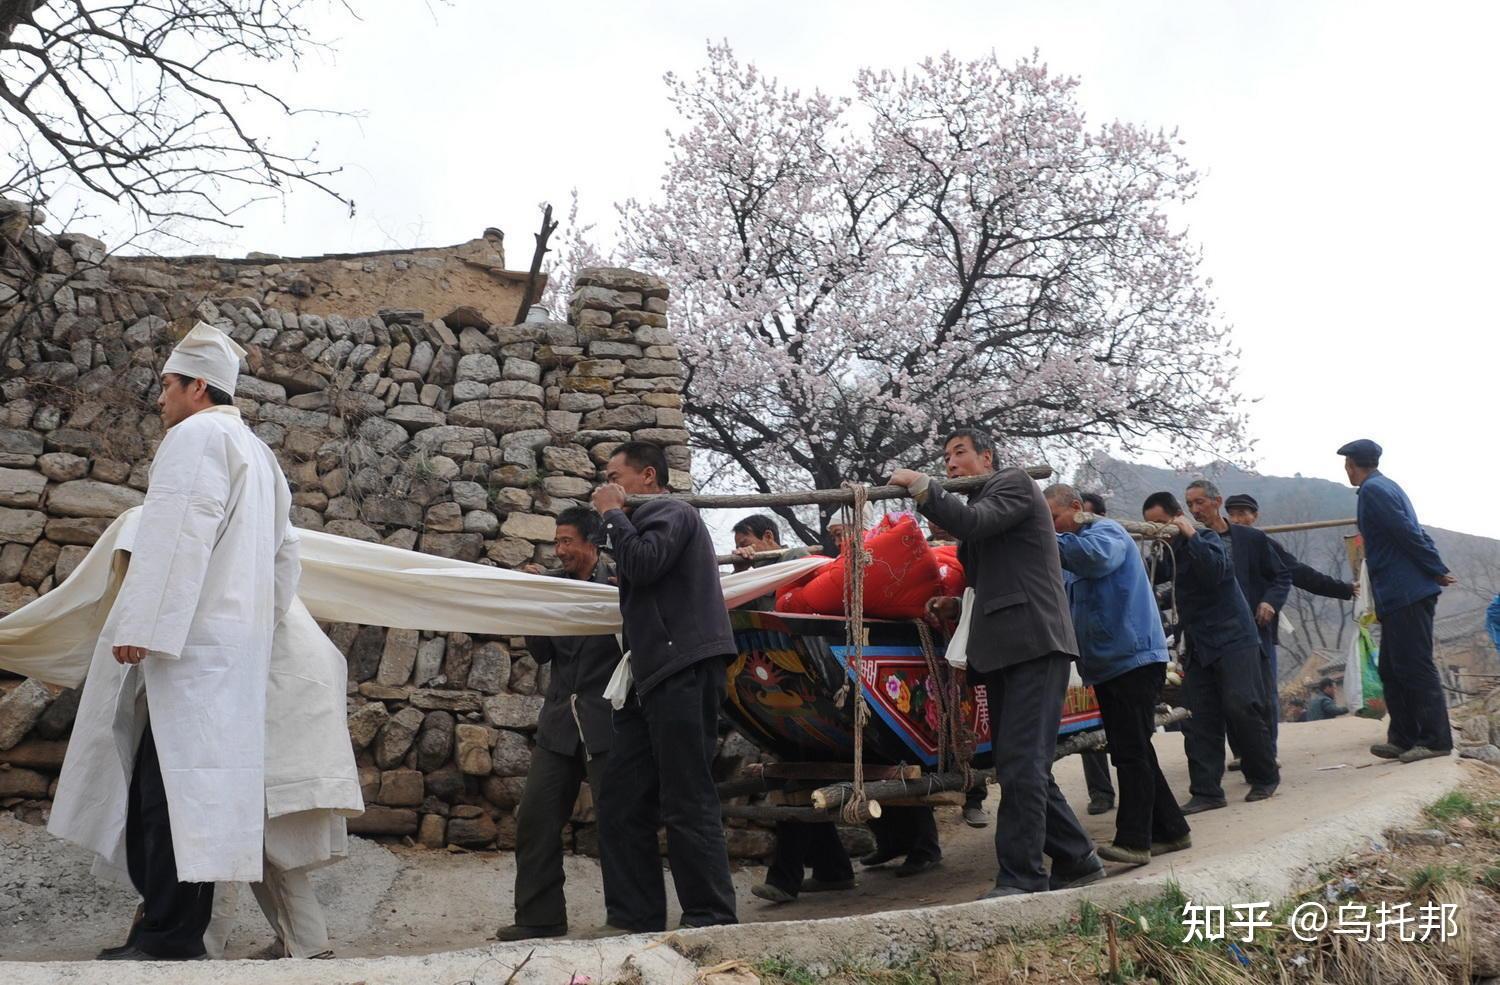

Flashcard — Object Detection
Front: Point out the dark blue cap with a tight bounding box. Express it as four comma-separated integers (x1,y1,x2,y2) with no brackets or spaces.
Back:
1336,439,1382,461
1225,494,1259,512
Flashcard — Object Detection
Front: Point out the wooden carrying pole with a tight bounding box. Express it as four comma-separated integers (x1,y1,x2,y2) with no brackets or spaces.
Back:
1100,514,1357,541
625,466,1053,510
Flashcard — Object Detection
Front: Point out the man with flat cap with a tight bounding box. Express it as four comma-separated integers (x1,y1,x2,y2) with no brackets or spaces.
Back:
1225,494,1356,603
1339,439,1455,764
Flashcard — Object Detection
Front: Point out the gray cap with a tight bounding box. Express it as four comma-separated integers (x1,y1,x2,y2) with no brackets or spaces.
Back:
1336,439,1382,461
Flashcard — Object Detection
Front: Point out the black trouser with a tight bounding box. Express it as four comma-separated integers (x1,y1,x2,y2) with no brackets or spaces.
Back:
1227,642,1280,761
1081,750,1116,802
964,778,988,811
764,821,853,896
867,806,941,864
513,743,608,927
1094,663,1190,851
980,653,1095,893
1379,596,1451,751
1182,646,1279,799
598,658,737,931
125,722,214,958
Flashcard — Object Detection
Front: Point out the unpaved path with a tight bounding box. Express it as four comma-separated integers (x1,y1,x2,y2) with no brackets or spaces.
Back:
0,715,1460,963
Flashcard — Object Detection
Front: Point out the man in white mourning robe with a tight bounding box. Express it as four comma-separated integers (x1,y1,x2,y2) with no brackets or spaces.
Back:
48,323,301,961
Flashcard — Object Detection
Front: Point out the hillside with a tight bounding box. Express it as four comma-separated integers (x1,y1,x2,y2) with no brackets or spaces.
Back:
1074,453,1499,678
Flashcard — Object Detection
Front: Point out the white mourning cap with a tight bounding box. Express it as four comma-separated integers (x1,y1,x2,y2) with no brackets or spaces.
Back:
162,322,246,395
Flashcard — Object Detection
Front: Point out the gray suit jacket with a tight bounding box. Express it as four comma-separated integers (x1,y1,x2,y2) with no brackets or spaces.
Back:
915,468,1078,673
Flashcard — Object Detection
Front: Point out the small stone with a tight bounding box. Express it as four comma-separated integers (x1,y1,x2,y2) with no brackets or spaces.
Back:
417,813,447,848
424,765,466,801
449,399,546,434
451,480,489,512
508,655,540,696
490,729,533,777
446,813,497,848
19,540,59,587
500,513,555,543
377,768,425,807
346,702,390,750
419,531,483,562
414,637,447,686
482,693,545,731
481,775,528,809
377,628,420,686
0,679,53,750
487,537,535,567
347,806,419,837
467,642,512,695
0,767,49,799
45,479,144,518
414,710,455,772
36,453,87,482
408,689,482,714
374,706,425,769
0,581,38,614
454,723,495,775
43,516,109,545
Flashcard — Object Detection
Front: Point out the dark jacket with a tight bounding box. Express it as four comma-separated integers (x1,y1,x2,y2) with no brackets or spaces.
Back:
600,498,735,695
1267,539,1355,602
1356,471,1448,617
1222,522,1291,651
526,557,621,758
914,468,1077,672
1304,691,1348,721
1056,518,1169,686
1164,528,1261,665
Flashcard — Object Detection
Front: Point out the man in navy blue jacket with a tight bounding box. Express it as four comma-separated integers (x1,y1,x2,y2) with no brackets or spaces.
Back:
1047,484,1190,866
1339,439,1456,763
1143,492,1279,811
591,441,738,931
1185,481,1291,756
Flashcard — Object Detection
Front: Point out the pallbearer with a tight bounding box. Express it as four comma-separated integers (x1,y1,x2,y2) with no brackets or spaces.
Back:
49,323,301,961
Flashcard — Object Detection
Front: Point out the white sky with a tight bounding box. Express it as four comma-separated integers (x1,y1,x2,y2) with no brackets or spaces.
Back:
87,0,1500,541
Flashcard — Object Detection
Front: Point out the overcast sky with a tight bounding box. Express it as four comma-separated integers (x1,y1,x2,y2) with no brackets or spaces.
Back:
96,0,1500,541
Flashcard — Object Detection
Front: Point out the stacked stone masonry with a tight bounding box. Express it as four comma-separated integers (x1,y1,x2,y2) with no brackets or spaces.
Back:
0,204,782,860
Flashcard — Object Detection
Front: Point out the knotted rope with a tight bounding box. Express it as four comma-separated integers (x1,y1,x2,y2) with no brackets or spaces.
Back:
839,481,872,824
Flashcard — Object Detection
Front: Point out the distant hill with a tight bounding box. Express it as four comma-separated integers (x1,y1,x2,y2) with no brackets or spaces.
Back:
1074,453,1500,677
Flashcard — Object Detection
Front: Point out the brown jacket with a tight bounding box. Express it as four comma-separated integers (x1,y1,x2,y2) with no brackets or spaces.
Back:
915,467,1078,673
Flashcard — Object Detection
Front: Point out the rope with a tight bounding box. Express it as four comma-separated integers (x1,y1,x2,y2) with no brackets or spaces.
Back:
840,481,871,824
915,619,976,789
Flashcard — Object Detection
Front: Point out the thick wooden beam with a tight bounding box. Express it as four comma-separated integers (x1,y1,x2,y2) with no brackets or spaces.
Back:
625,467,1053,510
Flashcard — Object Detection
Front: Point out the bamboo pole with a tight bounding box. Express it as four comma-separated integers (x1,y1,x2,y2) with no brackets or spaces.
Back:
1090,514,1358,542
625,466,1053,510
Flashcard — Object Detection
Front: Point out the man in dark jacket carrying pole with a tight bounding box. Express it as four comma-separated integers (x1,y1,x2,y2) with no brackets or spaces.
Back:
1338,439,1455,764
1142,493,1279,812
498,507,623,942
591,441,738,931
1224,494,1356,602
892,428,1102,898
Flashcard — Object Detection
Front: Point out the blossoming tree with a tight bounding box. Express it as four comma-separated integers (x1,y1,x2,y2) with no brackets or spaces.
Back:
606,44,1247,543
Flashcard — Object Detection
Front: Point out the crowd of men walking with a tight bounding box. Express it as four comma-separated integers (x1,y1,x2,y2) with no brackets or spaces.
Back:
24,322,1462,958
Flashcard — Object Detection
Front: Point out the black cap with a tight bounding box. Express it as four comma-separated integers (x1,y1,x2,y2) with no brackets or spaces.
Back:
1317,676,1335,689
1336,439,1382,461
1225,493,1259,512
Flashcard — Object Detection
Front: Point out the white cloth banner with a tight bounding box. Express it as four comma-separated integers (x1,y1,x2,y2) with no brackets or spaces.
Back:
0,508,833,688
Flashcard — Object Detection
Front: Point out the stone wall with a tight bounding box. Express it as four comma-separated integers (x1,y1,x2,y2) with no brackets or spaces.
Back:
0,205,779,859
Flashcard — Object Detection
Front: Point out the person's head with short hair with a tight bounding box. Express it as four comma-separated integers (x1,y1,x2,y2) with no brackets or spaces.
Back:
1289,695,1306,708
1316,676,1337,697
158,373,233,428
1337,439,1382,487
1081,492,1107,516
732,513,782,552
1225,493,1259,527
941,427,995,478
1141,491,1184,525
553,506,601,578
605,441,669,496
1184,479,1224,528
1043,483,1085,534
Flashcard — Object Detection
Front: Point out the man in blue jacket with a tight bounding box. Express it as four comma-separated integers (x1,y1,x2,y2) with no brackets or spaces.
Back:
1046,485,1190,866
1143,492,1278,810
1339,439,1456,764
591,441,738,930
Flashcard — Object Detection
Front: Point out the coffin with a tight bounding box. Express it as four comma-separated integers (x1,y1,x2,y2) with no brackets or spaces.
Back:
723,609,1102,771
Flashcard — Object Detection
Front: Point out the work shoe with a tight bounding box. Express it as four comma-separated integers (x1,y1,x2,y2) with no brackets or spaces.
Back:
1096,842,1151,866
1087,794,1115,816
962,805,990,828
1399,746,1452,764
1180,795,1227,815
1049,852,1107,890
494,922,567,942
96,942,137,959
802,877,856,893
981,884,1030,899
97,946,206,961
1245,783,1278,802
860,846,901,867
1370,742,1407,760
750,883,796,904
893,857,941,878
1226,759,1242,772
1150,835,1193,856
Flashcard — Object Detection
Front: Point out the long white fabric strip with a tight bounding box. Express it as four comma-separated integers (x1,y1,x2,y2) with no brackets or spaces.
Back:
0,508,832,688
